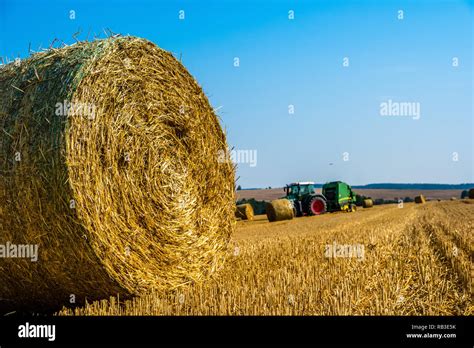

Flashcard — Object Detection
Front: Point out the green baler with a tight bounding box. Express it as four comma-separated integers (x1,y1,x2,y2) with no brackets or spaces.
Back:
283,180,357,216
321,181,357,212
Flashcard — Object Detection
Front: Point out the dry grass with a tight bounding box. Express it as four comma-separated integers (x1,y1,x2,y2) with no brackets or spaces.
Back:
265,199,294,222
59,201,473,316
235,204,254,220
362,199,373,208
0,36,235,312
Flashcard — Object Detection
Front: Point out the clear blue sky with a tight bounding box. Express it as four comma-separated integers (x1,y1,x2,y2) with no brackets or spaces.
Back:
1,0,472,187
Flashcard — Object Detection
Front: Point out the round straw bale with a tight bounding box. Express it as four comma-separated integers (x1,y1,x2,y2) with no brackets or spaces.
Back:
362,199,373,208
235,203,254,220
266,199,294,222
414,195,426,204
469,189,474,199
0,36,235,311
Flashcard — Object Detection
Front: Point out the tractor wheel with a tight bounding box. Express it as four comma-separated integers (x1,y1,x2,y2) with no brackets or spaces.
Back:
292,200,303,217
349,204,357,212
307,196,327,215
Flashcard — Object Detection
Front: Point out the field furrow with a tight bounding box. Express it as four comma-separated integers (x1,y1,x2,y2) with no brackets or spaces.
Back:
58,201,473,316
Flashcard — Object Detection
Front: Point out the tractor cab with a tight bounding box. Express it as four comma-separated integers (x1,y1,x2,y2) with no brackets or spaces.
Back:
283,182,326,216
284,182,316,200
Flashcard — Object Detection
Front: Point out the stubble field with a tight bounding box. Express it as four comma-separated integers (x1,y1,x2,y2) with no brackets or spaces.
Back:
59,200,473,316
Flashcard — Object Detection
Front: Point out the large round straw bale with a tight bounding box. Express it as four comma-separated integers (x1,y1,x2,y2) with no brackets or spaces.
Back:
362,199,373,208
266,199,294,222
469,189,474,199
414,195,426,204
0,36,235,311
235,203,254,220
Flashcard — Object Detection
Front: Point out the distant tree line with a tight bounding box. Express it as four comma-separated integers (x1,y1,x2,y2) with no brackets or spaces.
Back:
354,194,414,206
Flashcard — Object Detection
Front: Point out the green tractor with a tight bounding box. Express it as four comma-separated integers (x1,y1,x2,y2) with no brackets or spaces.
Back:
283,181,357,216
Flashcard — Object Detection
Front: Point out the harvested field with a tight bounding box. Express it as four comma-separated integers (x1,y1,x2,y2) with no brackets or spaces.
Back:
236,188,466,202
59,201,473,316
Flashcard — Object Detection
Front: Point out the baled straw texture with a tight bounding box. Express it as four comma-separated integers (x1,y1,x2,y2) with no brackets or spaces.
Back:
0,36,235,311
415,195,426,204
362,199,373,208
235,203,254,220
266,199,294,222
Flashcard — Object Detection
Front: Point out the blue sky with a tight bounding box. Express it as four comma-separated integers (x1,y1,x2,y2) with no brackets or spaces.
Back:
1,0,472,187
